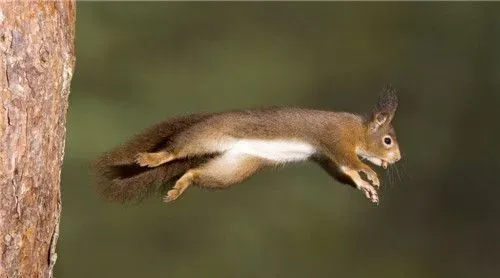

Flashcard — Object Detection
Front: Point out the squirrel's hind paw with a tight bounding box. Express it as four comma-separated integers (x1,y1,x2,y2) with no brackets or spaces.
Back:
163,189,179,202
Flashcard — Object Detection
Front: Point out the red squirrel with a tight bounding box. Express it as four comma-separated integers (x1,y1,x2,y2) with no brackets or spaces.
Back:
93,85,401,204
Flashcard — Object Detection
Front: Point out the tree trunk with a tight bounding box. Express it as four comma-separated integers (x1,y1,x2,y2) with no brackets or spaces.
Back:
0,1,75,278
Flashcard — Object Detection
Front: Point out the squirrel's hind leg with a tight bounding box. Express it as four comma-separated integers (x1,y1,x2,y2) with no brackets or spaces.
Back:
136,151,175,167
163,153,266,202
163,170,196,202
136,137,234,168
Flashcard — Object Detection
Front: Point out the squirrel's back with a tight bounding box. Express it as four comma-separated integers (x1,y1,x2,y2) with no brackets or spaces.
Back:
168,107,358,146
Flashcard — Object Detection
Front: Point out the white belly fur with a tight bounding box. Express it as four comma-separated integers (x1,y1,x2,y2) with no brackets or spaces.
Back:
226,139,316,163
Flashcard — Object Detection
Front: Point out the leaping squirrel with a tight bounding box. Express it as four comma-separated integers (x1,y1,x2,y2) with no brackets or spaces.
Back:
93,85,401,204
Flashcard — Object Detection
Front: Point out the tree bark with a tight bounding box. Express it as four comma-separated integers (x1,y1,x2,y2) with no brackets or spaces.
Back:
0,1,75,278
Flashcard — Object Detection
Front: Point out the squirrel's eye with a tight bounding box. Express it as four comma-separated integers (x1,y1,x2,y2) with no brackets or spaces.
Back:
383,136,392,146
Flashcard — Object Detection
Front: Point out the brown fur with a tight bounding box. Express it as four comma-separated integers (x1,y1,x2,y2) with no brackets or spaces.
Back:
92,113,215,202
92,85,400,203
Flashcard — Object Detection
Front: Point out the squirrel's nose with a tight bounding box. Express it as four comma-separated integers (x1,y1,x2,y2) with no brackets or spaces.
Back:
394,150,402,161
390,150,401,162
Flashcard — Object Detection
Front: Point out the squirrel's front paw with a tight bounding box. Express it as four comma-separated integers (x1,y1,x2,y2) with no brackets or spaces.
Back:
357,181,379,204
363,171,380,189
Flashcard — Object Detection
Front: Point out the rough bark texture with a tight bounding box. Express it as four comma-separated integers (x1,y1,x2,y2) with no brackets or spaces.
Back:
0,1,75,278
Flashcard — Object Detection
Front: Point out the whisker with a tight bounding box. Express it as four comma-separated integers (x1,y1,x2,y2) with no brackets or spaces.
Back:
386,166,391,190
390,165,396,188
400,158,412,185
384,166,394,191
383,168,389,191
394,164,403,185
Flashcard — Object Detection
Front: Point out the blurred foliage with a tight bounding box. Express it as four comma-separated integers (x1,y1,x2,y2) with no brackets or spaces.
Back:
59,2,500,278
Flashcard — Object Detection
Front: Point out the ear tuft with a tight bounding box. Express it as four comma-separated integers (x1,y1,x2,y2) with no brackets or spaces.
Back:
369,84,399,131
376,84,398,115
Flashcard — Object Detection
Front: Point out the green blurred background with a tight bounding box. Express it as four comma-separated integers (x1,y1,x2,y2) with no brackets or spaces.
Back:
58,2,500,278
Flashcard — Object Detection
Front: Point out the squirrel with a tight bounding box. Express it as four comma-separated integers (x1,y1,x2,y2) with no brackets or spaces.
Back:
92,85,401,204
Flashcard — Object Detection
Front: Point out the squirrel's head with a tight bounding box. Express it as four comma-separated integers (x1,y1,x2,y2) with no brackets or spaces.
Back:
358,85,401,169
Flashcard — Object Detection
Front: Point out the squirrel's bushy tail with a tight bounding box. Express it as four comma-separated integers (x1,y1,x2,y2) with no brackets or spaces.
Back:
91,113,213,203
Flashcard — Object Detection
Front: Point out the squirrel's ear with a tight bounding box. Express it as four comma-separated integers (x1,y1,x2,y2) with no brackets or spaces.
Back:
369,84,398,131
